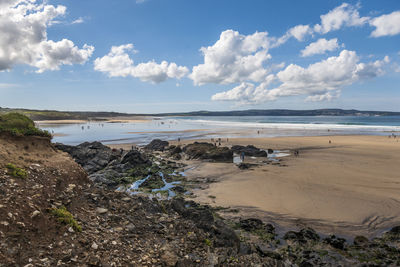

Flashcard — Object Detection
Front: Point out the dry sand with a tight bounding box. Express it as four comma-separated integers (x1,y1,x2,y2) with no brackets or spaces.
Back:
173,135,400,237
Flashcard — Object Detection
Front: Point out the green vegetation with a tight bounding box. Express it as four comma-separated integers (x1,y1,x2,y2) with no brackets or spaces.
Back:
0,113,51,138
6,163,27,178
50,206,82,232
204,238,212,247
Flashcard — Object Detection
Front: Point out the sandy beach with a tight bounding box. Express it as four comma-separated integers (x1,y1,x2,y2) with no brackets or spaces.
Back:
132,135,400,238
174,135,400,237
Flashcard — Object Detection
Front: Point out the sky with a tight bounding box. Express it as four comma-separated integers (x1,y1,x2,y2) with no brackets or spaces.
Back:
0,0,400,113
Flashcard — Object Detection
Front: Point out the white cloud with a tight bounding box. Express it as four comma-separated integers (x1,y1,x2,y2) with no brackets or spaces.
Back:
0,0,94,72
212,50,388,104
71,17,84,24
314,3,369,34
190,30,274,85
370,11,400,37
287,24,313,41
94,44,189,83
301,38,340,57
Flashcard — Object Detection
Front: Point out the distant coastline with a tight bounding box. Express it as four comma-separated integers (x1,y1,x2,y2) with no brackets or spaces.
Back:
1,107,400,121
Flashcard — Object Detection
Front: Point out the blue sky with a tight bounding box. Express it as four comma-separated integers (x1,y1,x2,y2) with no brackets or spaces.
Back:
0,0,399,113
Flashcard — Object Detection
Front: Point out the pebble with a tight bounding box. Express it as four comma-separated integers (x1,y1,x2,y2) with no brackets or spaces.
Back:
31,210,41,218
96,207,108,214
91,242,99,250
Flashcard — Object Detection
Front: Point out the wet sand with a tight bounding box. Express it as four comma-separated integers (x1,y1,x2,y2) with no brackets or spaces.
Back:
169,135,400,237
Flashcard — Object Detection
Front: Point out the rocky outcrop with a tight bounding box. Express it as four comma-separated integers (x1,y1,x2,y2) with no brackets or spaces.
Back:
231,145,268,157
183,142,233,162
56,142,151,186
55,142,121,174
144,139,169,151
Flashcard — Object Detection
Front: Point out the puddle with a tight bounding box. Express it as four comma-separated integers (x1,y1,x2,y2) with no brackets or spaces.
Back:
152,172,181,198
267,150,291,159
233,153,243,164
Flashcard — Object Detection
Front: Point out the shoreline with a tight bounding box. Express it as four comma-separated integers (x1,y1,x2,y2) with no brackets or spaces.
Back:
110,135,400,238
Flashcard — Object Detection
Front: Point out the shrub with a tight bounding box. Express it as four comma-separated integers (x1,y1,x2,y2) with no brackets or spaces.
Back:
6,163,27,178
0,112,51,138
50,206,82,232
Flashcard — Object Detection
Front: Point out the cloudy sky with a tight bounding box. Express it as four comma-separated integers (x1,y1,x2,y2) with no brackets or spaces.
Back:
0,0,399,113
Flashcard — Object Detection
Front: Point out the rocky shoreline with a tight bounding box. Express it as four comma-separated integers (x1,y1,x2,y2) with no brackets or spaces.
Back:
1,136,399,266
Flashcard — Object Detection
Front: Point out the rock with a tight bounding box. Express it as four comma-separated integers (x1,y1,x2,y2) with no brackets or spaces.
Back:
31,210,40,218
353,235,369,247
231,145,268,157
239,218,275,234
120,150,150,166
324,235,346,250
183,142,233,162
256,244,282,260
96,207,108,214
389,225,400,234
284,228,319,243
144,139,169,151
55,142,120,174
239,218,264,231
160,245,178,266
237,163,257,169
91,242,98,250
239,242,253,255
172,185,186,194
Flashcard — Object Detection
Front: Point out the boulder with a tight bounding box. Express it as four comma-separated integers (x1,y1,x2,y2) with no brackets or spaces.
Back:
284,227,320,243
324,235,346,250
144,139,169,151
183,142,233,162
231,145,267,157
55,141,120,174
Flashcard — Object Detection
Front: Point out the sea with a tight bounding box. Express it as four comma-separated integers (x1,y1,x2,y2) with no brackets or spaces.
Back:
37,115,400,146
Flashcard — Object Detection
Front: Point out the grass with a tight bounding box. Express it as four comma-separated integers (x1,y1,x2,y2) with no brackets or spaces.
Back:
6,163,27,178
0,113,51,138
50,206,82,232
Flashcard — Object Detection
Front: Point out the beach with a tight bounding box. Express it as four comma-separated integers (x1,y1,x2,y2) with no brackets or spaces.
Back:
112,135,400,238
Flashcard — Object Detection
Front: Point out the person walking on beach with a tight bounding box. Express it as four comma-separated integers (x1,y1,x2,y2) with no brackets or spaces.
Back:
240,152,245,162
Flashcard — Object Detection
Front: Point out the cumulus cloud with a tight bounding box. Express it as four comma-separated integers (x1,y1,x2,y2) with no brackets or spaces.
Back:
190,30,274,85
287,24,313,41
370,11,400,37
314,3,369,34
0,0,94,72
94,44,189,83
301,38,340,57
212,50,388,104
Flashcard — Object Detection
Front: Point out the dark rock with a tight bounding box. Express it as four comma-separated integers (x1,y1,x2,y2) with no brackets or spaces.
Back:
284,228,319,243
299,261,313,267
231,145,267,157
256,244,282,260
213,220,240,248
144,139,169,151
239,218,264,231
183,142,233,162
389,225,400,234
239,242,253,255
237,163,256,169
55,141,120,174
168,145,182,155
324,235,346,250
172,185,186,194
267,149,274,154
171,198,239,249
121,150,150,166
353,235,369,247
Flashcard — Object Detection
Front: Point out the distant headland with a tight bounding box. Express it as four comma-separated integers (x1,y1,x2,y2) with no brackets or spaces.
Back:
1,107,400,121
